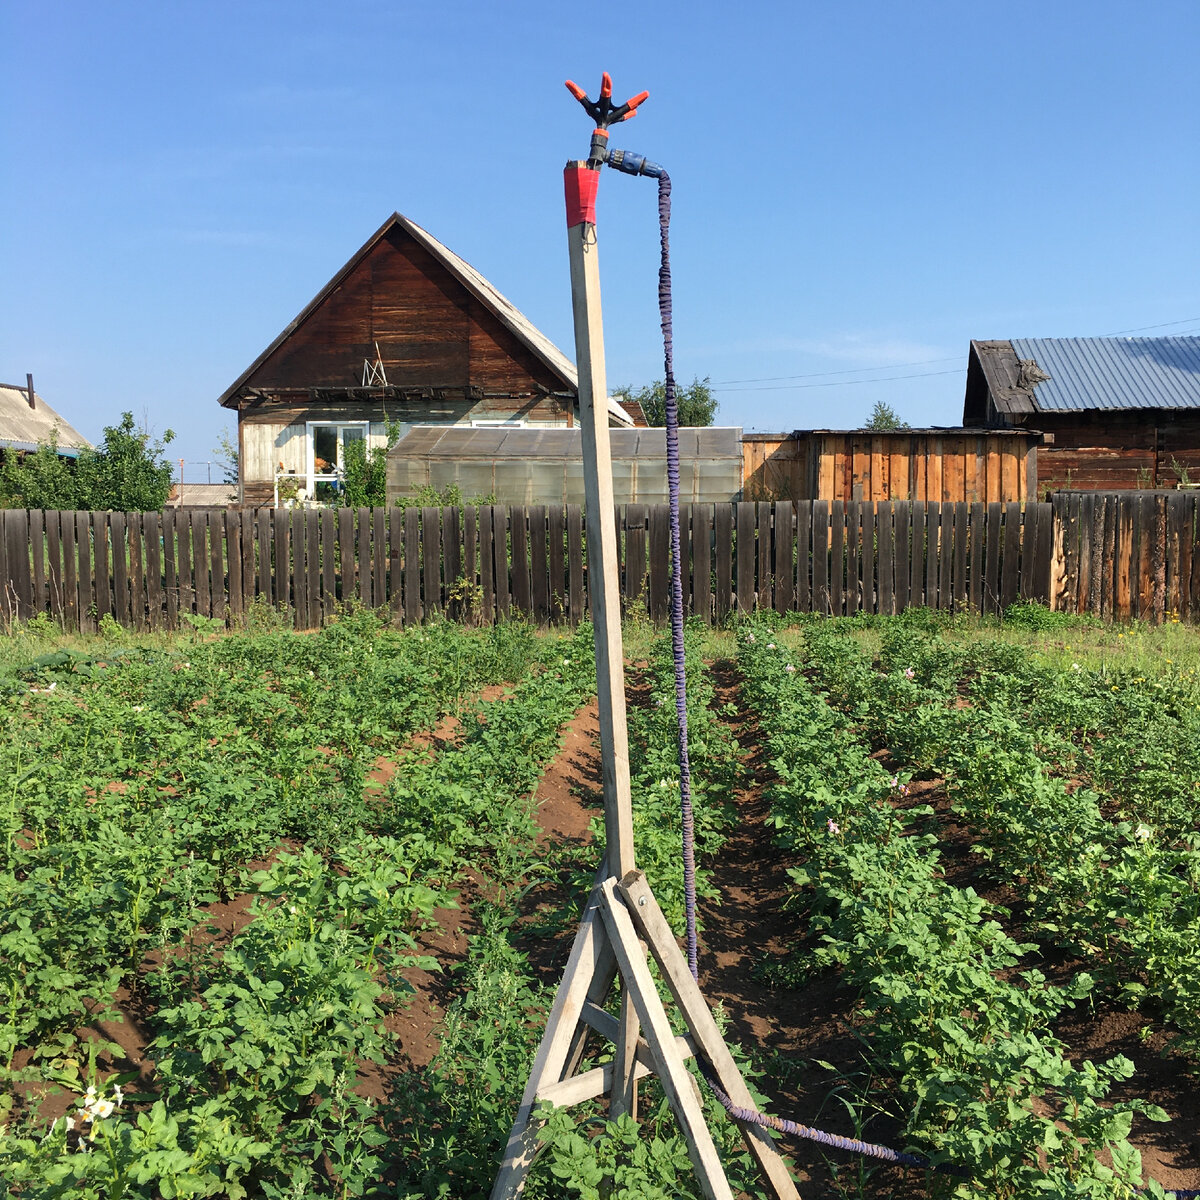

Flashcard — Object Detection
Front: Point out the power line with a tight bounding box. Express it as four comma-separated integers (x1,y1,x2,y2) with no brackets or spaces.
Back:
1098,316,1200,335
711,356,959,386
709,316,1200,394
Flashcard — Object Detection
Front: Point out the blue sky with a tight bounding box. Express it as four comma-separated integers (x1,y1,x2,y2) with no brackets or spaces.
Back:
3,1,1198,477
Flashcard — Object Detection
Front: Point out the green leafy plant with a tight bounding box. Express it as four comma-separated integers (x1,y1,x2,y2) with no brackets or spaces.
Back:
0,412,176,512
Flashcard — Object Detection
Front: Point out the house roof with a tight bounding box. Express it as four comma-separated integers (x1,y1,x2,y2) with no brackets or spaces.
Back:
967,337,1200,419
218,212,633,426
0,383,92,456
1010,337,1200,411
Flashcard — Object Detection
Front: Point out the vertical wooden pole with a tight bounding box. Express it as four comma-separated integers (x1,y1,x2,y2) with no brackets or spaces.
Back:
567,174,640,1127
567,180,635,881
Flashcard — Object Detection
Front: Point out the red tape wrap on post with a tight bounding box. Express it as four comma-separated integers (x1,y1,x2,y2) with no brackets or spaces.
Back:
564,164,599,228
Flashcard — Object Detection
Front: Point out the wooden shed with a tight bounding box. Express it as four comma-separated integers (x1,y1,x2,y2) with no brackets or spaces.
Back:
965,337,1200,493
741,428,1040,503
218,212,636,507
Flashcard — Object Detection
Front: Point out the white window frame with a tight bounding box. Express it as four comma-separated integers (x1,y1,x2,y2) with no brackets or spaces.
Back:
306,420,370,497
469,418,527,428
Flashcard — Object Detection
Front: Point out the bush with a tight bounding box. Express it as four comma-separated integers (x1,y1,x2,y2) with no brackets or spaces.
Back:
0,412,175,512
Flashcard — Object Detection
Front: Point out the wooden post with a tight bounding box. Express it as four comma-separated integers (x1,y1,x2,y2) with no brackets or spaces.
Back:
566,185,643,1126
566,187,636,879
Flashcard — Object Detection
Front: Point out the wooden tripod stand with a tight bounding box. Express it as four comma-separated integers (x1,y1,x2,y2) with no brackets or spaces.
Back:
489,163,799,1200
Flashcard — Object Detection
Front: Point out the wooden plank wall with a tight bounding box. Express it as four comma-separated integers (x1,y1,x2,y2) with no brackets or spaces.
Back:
742,432,1038,504
0,501,1078,632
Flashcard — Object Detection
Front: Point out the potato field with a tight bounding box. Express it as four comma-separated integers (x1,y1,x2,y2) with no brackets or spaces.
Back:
0,606,1198,1199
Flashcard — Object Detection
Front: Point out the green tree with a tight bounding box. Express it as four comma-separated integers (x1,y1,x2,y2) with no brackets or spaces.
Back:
75,413,177,511
614,376,718,427
0,433,80,509
0,412,176,511
863,400,909,431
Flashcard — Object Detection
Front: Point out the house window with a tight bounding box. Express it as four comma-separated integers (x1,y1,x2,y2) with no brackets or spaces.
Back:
307,421,369,501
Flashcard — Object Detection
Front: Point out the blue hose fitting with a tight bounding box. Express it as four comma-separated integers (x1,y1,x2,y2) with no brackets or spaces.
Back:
606,148,664,178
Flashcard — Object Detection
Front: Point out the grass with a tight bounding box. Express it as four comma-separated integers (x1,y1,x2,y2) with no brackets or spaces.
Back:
4,602,1198,681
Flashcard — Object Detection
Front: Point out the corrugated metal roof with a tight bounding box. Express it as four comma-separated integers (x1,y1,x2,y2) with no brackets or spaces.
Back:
0,384,92,453
1011,337,1200,412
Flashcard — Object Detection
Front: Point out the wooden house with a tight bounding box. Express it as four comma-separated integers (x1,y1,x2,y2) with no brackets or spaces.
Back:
964,337,1200,492
218,213,635,507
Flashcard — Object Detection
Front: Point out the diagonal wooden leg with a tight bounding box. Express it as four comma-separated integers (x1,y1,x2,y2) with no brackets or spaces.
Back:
597,878,736,1200
490,886,610,1200
617,870,801,1200
610,981,641,1120
561,937,616,1080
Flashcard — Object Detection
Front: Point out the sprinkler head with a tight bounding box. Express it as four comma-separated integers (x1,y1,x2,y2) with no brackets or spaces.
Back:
564,72,649,130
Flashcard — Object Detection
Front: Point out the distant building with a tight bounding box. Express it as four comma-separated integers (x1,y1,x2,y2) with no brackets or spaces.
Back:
218,212,638,507
166,483,237,507
964,337,1200,491
0,379,92,459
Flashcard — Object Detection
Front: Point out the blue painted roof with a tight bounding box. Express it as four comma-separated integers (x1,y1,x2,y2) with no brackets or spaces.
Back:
1011,337,1200,411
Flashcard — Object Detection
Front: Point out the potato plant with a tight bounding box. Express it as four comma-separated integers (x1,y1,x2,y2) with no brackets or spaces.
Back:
0,613,594,1197
738,624,1172,1199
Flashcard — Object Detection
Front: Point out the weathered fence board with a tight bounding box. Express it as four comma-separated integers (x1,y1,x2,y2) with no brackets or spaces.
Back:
774,502,794,616
715,504,733,620
75,511,93,632
736,502,755,616
567,503,585,625
547,505,564,624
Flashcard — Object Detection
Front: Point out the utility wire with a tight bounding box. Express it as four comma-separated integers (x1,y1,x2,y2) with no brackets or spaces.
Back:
1100,316,1200,335
710,316,1200,392
712,356,959,386
714,368,961,393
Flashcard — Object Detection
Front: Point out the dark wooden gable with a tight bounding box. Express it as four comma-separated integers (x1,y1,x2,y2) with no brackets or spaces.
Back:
223,218,571,406
964,340,1038,426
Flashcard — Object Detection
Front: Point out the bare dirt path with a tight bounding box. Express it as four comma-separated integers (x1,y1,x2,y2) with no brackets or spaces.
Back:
697,659,920,1199
381,696,605,1077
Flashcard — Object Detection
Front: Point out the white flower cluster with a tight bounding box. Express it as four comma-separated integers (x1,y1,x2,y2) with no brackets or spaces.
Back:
63,1083,124,1143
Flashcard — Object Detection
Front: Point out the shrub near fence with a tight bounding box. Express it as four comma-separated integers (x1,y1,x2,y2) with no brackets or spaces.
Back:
0,501,1072,633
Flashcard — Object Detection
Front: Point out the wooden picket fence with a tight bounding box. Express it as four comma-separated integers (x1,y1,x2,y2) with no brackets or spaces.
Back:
0,501,1069,633
1051,491,1200,622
